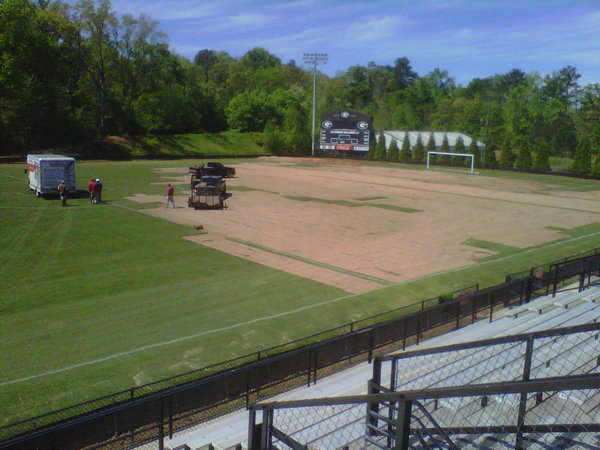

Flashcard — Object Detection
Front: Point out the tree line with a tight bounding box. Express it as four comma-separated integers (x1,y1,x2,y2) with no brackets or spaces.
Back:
1,0,599,174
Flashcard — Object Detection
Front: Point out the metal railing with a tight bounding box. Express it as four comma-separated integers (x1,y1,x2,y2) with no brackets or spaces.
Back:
248,376,600,449
1,251,599,449
248,323,600,449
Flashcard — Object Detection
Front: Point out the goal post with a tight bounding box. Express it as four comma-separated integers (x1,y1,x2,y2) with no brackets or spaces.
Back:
426,151,475,174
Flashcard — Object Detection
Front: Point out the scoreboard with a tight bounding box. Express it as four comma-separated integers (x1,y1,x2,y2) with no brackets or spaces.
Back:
319,110,372,152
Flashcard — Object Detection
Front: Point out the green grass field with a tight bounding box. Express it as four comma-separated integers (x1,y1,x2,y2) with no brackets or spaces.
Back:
1,158,600,427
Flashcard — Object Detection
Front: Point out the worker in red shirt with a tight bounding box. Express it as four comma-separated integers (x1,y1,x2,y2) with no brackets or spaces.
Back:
165,183,175,208
88,178,97,204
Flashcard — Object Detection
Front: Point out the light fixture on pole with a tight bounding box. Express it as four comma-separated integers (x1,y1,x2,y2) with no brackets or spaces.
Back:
303,53,328,157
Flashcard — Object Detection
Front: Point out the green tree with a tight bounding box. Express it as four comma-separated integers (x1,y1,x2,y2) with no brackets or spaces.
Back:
240,47,281,70
280,106,310,155
515,141,532,170
342,65,372,109
364,133,377,159
532,141,551,172
439,134,450,165
500,149,514,169
113,14,179,133
576,84,600,151
591,150,600,176
399,133,411,162
499,144,516,169
72,0,119,136
425,131,436,163
374,132,386,160
467,139,480,167
387,138,399,161
0,0,81,150
262,119,285,155
412,134,425,163
571,134,593,175
452,136,465,165
193,49,218,82
133,85,199,133
484,142,498,168
391,57,417,90
225,90,274,131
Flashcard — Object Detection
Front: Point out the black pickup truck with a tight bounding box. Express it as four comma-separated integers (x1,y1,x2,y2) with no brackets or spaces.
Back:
189,162,235,178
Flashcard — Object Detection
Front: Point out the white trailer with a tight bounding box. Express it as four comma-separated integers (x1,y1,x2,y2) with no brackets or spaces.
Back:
27,154,76,197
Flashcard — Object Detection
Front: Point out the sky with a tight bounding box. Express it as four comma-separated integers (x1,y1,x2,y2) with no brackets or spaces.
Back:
83,0,600,85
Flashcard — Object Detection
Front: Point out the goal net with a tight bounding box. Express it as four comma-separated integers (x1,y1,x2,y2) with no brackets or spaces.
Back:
426,151,475,173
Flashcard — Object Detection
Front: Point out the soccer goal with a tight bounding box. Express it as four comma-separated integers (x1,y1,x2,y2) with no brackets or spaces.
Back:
426,151,475,174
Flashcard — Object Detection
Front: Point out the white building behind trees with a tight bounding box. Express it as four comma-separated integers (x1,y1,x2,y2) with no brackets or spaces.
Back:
381,130,485,152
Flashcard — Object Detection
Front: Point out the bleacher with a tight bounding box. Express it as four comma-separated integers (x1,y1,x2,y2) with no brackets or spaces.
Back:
167,282,600,449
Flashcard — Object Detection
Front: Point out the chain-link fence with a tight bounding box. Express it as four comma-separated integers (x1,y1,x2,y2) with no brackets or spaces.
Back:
248,339,600,449
404,382,600,450
378,323,600,394
249,379,600,449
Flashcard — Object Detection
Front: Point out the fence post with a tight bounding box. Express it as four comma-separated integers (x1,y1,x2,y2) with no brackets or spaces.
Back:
246,370,250,406
307,348,312,387
247,408,258,450
367,379,379,436
402,317,407,350
313,349,318,385
516,338,534,450
368,329,375,363
158,398,165,450
525,276,533,304
261,408,272,449
168,393,174,439
394,398,412,449
455,301,460,329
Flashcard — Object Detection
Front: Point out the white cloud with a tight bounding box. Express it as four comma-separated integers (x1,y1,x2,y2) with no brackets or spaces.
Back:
194,12,278,33
344,16,403,41
109,0,223,20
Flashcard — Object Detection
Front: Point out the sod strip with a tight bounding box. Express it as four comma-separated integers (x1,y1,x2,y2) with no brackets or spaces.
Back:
226,237,393,285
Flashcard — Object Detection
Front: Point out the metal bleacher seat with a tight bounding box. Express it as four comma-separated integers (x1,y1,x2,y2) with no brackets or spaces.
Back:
505,287,586,318
581,285,600,303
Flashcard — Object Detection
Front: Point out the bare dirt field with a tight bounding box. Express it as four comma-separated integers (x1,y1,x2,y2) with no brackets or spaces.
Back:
128,157,600,294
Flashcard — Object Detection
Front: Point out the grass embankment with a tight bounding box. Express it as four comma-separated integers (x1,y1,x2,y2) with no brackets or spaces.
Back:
32,131,269,160
1,159,600,428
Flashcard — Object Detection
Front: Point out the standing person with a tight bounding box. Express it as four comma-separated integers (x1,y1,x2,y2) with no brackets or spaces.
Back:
88,178,96,204
95,178,103,203
57,180,68,207
165,183,175,208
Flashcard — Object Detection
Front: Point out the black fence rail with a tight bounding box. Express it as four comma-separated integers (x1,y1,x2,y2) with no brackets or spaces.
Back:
1,250,599,449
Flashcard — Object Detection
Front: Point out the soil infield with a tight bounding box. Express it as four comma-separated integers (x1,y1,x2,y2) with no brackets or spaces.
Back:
127,157,600,294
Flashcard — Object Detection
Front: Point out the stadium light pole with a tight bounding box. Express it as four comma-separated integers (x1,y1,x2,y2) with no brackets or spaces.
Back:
303,53,328,157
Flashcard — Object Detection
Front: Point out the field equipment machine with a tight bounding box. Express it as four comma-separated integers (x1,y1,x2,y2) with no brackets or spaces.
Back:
187,166,232,209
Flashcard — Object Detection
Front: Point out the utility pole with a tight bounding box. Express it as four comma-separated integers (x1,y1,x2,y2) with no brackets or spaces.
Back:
303,53,328,157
